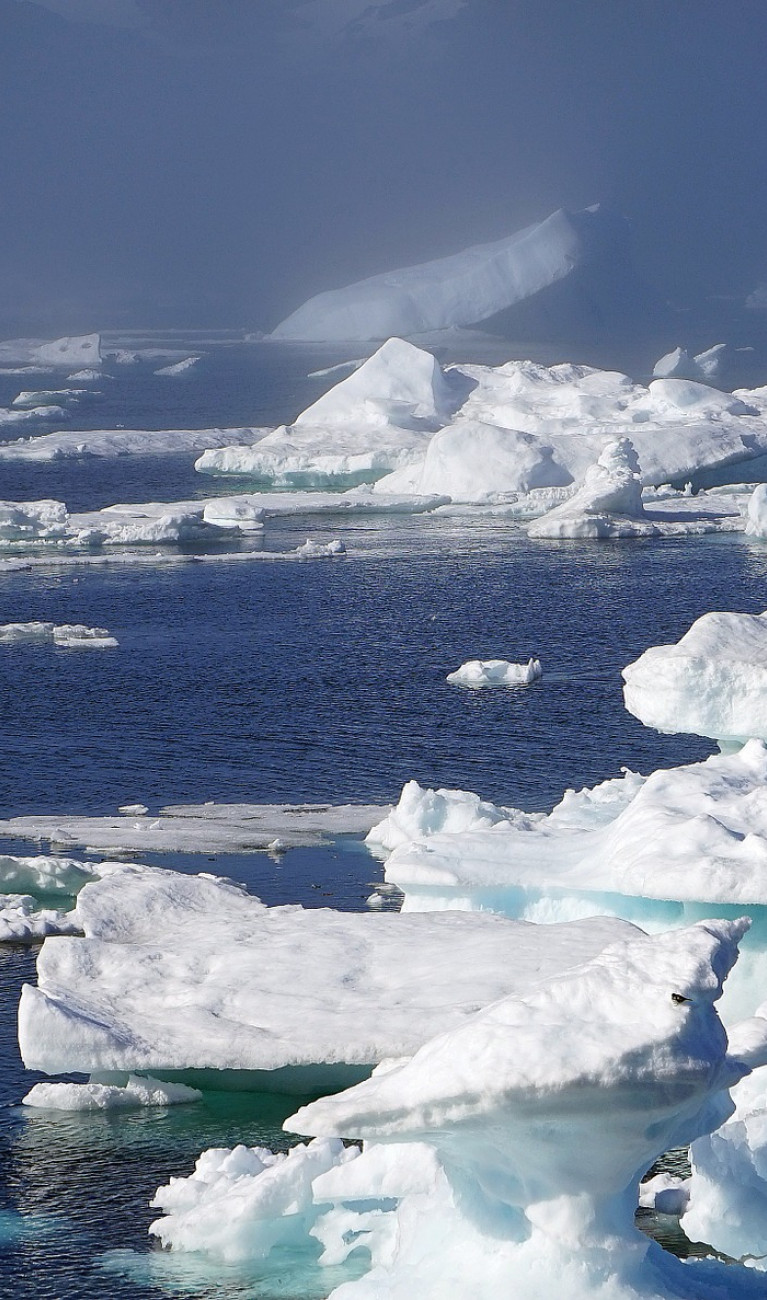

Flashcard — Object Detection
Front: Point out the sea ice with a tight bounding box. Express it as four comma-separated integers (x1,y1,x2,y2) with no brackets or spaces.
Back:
745,482,767,537
23,1074,202,1111
18,862,638,1083
295,538,346,558
11,389,85,408
445,657,542,687
622,610,767,743
154,356,200,376
0,333,101,369
0,622,118,648
0,425,270,462
150,921,767,1298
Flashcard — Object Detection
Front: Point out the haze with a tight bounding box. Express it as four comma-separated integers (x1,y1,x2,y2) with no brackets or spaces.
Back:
2,0,766,334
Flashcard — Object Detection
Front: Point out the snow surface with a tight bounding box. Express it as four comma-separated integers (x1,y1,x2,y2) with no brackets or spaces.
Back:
149,921,766,1298
0,622,117,648
271,205,629,342
18,862,638,1083
622,610,767,743
445,656,542,687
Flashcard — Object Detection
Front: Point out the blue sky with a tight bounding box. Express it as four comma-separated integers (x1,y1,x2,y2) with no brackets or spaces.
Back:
2,0,766,331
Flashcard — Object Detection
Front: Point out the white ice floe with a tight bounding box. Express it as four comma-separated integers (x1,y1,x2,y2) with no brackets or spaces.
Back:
622,610,767,744
196,338,450,487
0,800,388,855
0,405,68,427
270,205,645,342
151,920,765,1298
154,356,201,376
637,1171,690,1216
23,1074,202,1111
0,622,117,648
746,483,767,538
0,425,270,462
375,741,767,1020
0,333,101,369
0,499,69,543
366,780,522,854
18,861,637,1083
0,894,81,942
66,368,102,382
11,389,86,408
527,438,656,539
445,656,542,687
0,853,101,943
201,498,265,531
294,538,346,558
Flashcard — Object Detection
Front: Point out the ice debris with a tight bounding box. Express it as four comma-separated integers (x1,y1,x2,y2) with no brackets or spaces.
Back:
0,622,117,648
445,656,542,687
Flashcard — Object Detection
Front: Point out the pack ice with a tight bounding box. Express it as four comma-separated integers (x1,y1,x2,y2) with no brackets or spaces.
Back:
150,920,767,1299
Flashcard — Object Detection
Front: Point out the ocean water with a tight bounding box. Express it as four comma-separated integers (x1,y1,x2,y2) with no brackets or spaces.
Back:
0,335,765,1297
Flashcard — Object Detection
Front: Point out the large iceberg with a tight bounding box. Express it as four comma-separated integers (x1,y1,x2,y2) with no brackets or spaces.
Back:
270,205,663,343
0,332,101,369
150,920,767,1299
18,861,638,1087
622,610,767,744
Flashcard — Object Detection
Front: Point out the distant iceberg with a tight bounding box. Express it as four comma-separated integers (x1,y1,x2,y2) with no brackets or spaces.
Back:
0,333,101,369
270,205,665,343
0,621,117,648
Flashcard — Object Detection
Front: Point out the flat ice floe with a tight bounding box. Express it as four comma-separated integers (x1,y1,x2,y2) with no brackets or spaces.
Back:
0,622,117,648
0,333,101,369
23,1074,202,1111
154,356,200,376
18,862,637,1083
151,920,767,1299
0,425,270,461
0,799,389,854
622,610,767,744
446,657,542,687
0,853,101,942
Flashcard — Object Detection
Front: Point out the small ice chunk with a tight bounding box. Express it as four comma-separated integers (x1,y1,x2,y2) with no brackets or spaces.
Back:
118,804,148,817
294,538,346,558
23,1074,202,1110
446,657,542,687
0,622,117,648
154,357,200,376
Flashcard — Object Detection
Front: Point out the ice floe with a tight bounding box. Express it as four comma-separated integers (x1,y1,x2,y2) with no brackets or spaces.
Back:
23,1074,202,1111
445,657,542,687
622,610,767,744
0,622,118,648
154,356,200,376
0,333,101,369
527,437,656,538
11,389,86,408
150,920,766,1298
0,425,270,462
0,799,388,854
18,861,637,1084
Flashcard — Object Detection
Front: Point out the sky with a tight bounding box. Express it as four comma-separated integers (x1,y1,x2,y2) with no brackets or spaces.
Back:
1,0,767,333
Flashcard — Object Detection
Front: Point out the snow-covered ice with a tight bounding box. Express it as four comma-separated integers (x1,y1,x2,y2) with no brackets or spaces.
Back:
18,861,638,1083
150,920,766,1299
11,388,86,408
622,610,767,744
0,622,118,648
23,1074,202,1111
445,657,542,687
528,437,656,539
653,345,730,381
0,333,101,369
154,356,200,376
0,425,270,462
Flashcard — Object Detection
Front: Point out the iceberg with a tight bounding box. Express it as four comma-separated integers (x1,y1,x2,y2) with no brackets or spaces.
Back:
0,622,118,648
18,861,638,1085
746,482,767,538
528,437,654,538
153,356,200,376
151,921,767,1299
270,205,661,343
11,388,86,408
0,333,101,369
622,610,767,744
445,657,542,687
652,345,730,381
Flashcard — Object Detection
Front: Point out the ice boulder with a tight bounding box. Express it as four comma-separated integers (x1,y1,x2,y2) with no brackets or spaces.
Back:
622,610,767,744
446,657,542,687
528,437,653,538
277,920,763,1300
18,862,639,1086
270,205,661,343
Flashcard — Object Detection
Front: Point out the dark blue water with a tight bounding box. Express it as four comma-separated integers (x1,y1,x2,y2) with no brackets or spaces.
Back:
0,339,765,1297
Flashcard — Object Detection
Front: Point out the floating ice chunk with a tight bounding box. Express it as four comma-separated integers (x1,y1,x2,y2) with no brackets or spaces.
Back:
694,343,730,378
653,347,702,379
201,498,265,531
0,894,81,942
0,499,69,542
0,404,67,426
67,368,102,381
446,656,542,687
622,610,767,743
281,920,760,1300
0,622,117,648
149,1137,358,1263
294,538,346,558
18,862,637,1081
528,437,654,539
637,1171,691,1216
154,356,201,376
118,804,148,816
366,780,522,854
745,483,767,538
23,1074,202,1111
11,389,85,408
